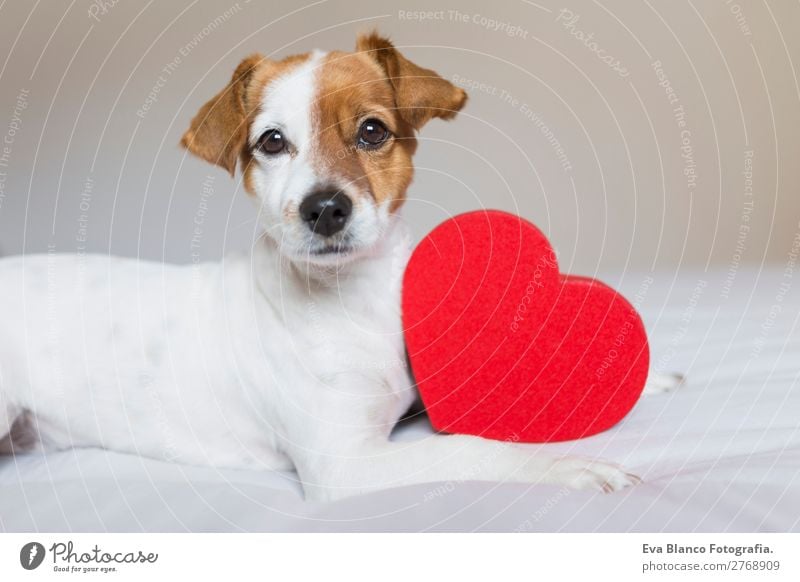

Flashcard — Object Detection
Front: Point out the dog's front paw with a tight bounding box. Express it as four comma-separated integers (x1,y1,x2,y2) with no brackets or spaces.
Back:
547,457,641,493
643,372,685,395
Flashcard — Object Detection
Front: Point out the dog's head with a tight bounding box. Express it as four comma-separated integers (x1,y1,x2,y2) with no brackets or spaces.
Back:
181,33,466,265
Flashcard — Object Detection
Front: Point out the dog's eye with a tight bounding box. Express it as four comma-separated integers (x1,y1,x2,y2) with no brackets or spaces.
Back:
257,129,286,154
357,119,390,148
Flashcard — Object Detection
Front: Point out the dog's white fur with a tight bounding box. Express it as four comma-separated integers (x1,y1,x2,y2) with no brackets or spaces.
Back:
0,38,679,502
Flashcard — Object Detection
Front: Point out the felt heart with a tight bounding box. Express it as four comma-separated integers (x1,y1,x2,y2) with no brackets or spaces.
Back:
402,210,649,442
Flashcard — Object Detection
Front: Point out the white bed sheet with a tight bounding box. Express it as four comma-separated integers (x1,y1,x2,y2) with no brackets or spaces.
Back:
1,266,798,532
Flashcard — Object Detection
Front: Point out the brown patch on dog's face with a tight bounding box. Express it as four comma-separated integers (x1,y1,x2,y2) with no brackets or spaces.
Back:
310,35,468,213
313,50,417,212
181,52,312,182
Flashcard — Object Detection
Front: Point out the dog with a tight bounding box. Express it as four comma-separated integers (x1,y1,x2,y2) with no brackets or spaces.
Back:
0,33,680,501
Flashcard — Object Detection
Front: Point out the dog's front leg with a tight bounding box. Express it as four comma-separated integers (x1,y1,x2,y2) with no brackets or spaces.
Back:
292,433,640,502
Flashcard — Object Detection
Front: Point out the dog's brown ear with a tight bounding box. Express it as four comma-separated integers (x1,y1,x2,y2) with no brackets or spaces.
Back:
180,54,264,176
356,32,467,129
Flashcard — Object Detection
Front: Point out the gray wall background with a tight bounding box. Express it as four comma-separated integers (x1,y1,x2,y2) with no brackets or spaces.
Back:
0,0,798,274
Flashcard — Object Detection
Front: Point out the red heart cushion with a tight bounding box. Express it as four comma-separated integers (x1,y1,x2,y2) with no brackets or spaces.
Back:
402,210,649,442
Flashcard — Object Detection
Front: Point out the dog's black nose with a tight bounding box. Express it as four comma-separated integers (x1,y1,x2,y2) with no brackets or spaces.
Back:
299,190,353,237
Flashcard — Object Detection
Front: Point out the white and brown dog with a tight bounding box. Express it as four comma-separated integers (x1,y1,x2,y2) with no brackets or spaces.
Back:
0,33,676,501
